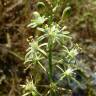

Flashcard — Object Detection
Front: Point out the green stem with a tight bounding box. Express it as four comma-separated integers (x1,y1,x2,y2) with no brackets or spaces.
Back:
48,38,56,96
48,38,53,82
